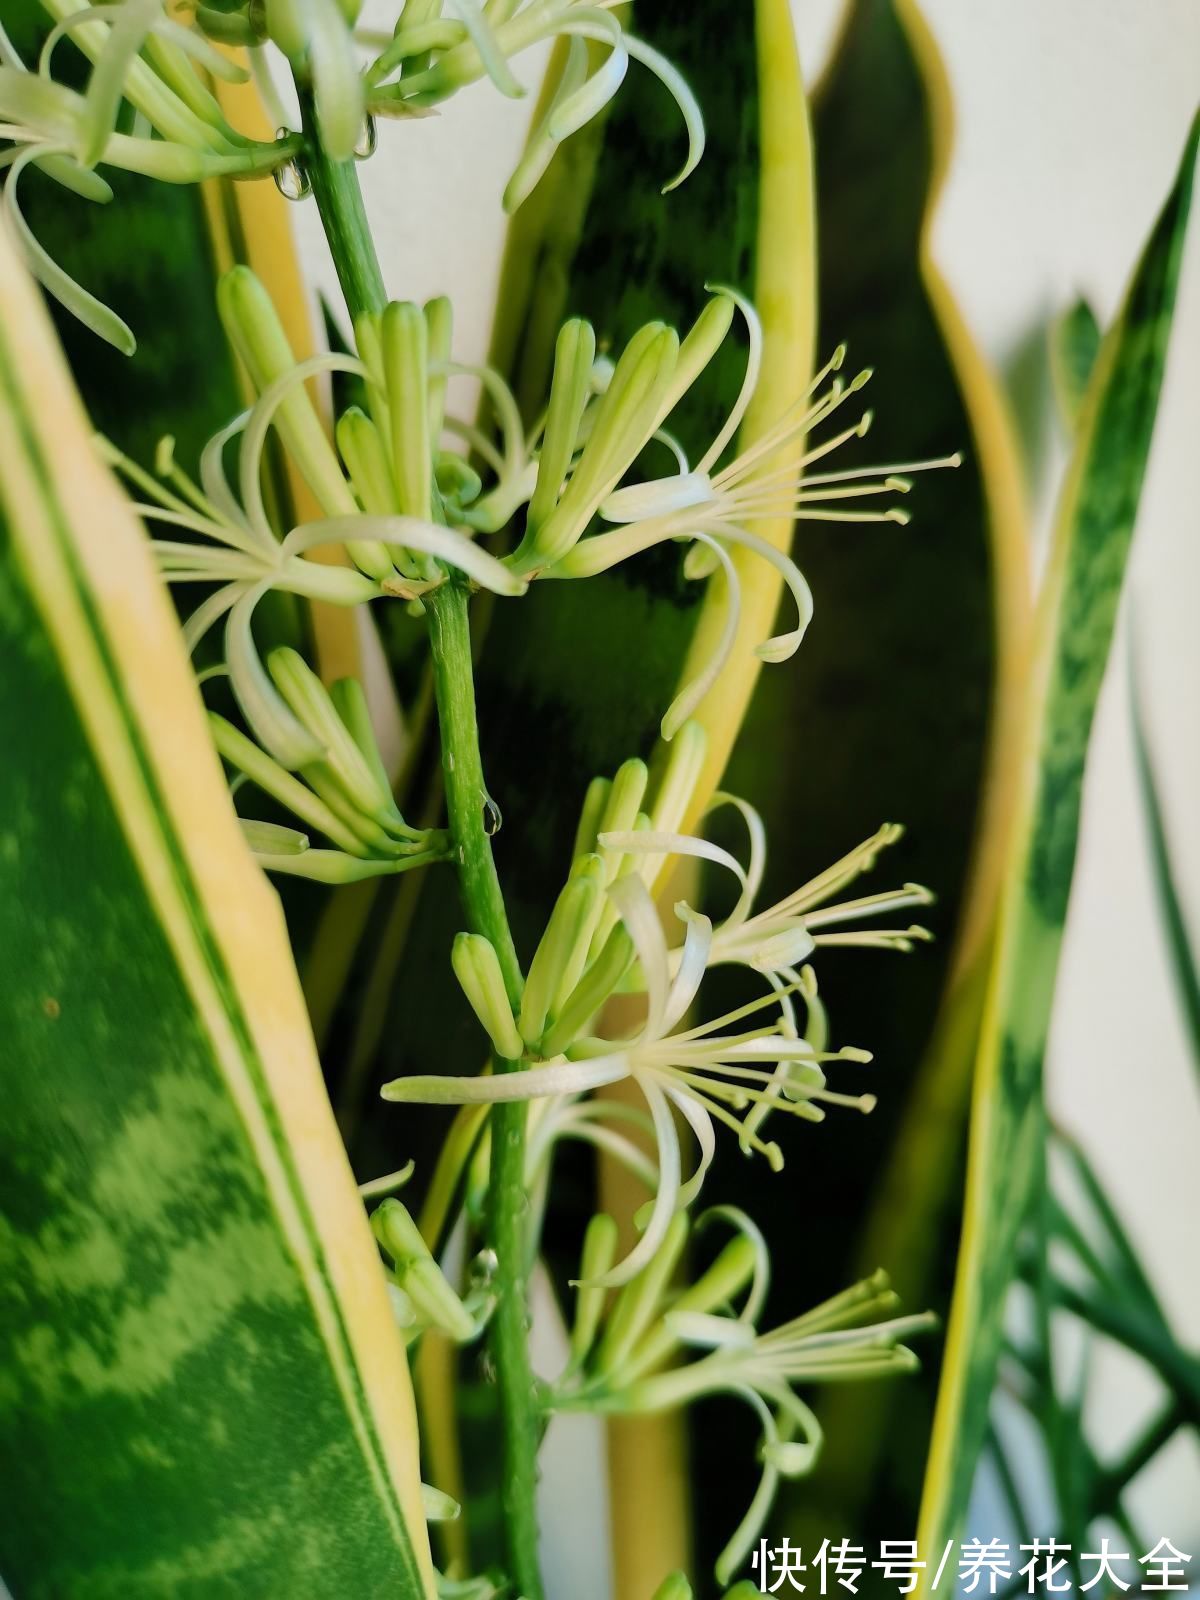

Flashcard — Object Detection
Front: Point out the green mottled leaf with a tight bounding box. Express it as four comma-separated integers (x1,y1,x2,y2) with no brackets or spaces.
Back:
0,226,434,1599
916,107,1198,1575
1131,657,1200,1075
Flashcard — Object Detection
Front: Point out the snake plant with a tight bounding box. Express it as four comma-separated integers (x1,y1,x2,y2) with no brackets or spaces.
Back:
0,1,1195,1595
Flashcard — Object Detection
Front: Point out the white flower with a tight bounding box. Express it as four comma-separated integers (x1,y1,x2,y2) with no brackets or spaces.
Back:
383,871,875,1287
552,1210,935,1590
382,740,935,1284
107,270,526,768
362,0,704,213
600,797,933,1144
615,1271,936,1586
515,291,959,738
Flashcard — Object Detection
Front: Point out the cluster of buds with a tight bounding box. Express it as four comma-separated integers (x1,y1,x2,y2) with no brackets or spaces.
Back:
553,1207,934,1587
207,648,447,881
371,1196,496,1344
383,724,934,1282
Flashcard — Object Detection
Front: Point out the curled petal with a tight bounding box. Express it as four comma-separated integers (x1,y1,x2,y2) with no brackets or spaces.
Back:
599,826,747,902
663,531,740,738
696,287,763,476
662,903,713,1035
622,32,704,193
607,872,672,1045
665,1082,714,1209
4,144,133,353
503,35,589,212
284,515,528,596
226,581,325,768
696,1204,771,1325
709,518,813,658
445,0,525,99
182,579,245,654
238,352,367,544
584,1077,682,1289
713,1386,786,1589
548,37,626,143
706,790,767,927
77,0,162,169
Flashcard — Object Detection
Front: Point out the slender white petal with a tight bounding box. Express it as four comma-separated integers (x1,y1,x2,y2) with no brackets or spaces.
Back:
607,872,671,1045
238,353,366,543
707,790,767,925
622,32,704,192
665,1082,714,1209
548,38,626,142
226,581,324,768
588,1078,682,1288
709,518,813,658
381,1055,632,1104
661,904,713,1035
713,1386,785,1588
662,530,740,737
182,579,244,654
697,288,763,475
600,826,747,902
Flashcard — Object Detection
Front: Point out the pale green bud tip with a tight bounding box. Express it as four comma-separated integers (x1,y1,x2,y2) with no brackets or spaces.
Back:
217,267,282,374
577,1212,619,1282
519,873,603,1047
370,1197,425,1262
420,1484,461,1523
452,933,524,1061
651,1575,693,1600
372,1200,475,1341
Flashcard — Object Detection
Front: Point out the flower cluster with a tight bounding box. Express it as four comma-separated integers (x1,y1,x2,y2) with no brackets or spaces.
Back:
382,723,934,1283
356,0,703,213
129,263,954,795
0,2,291,349
552,1207,935,1586
1,0,702,349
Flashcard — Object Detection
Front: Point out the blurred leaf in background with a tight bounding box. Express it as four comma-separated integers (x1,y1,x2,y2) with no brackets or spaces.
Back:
915,105,1198,1578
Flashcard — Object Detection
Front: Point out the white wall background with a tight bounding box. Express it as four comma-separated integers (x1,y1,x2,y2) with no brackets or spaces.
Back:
292,0,1200,1580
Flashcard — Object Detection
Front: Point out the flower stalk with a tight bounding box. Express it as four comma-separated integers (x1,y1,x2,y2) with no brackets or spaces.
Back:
301,122,544,1598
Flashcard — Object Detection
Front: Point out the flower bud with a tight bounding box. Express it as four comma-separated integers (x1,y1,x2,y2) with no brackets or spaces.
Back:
451,934,525,1061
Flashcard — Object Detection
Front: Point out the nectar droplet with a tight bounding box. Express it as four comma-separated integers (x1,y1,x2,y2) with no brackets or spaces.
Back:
469,1247,499,1289
272,132,311,201
353,114,378,161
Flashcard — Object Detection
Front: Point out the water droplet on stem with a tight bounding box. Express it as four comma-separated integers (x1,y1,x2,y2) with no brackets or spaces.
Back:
354,114,378,161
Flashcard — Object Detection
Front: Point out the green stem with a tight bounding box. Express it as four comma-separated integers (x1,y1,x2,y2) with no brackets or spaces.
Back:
425,583,542,1600
299,91,387,322
301,124,545,1599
